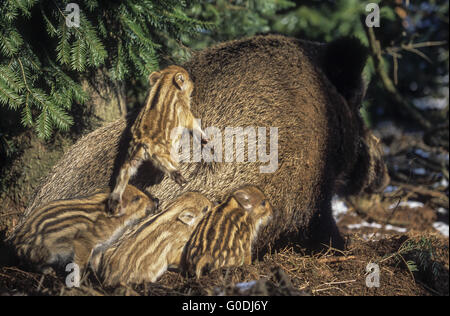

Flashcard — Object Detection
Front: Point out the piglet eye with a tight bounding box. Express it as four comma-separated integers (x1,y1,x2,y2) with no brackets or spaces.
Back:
153,197,160,209
202,206,209,213
132,196,141,203
260,200,266,207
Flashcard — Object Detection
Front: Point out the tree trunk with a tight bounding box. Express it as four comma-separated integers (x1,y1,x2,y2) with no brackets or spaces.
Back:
80,68,127,132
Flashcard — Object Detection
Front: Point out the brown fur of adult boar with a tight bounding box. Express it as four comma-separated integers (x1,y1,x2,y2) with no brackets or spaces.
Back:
20,35,389,250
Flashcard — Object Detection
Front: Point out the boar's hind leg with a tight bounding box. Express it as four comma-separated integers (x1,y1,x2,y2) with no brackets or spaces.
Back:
309,202,345,250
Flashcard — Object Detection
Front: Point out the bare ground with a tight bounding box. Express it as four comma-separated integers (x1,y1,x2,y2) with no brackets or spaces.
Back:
0,232,448,296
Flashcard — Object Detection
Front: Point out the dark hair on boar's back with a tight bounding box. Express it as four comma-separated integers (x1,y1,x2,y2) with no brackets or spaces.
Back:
323,36,369,110
16,34,389,252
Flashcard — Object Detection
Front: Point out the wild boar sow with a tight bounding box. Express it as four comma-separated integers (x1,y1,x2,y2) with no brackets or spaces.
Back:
21,35,389,249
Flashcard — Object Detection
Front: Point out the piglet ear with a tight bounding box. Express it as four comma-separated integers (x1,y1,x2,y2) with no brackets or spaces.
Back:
149,71,162,86
233,191,253,211
178,209,196,226
174,72,186,90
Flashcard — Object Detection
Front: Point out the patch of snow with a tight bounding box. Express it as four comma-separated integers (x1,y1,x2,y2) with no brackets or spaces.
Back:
389,201,424,209
433,177,449,189
414,149,431,158
437,207,448,215
332,195,348,220
384,185,398,193
347,222,382,230
362,232,383,241
384,225,408,233
235,281,257,293
413,97,448,111
433,222,449,237
347,221,407,233
413,168,426,175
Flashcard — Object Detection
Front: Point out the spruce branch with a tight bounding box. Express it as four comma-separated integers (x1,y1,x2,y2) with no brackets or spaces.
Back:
0,0,214,139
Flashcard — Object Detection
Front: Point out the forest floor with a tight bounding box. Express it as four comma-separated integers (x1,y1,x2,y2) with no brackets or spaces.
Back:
0,122,448,296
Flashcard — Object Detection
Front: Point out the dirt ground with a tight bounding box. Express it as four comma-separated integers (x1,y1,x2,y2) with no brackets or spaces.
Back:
0,232,448,296
0,125,448,296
